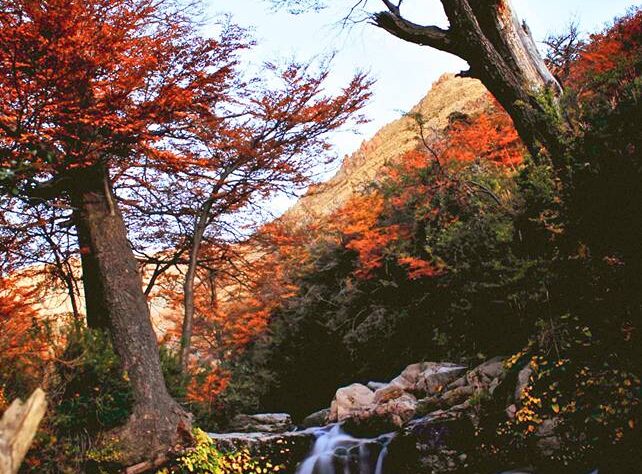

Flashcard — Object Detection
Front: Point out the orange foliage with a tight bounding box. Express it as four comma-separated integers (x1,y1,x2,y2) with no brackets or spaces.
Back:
0,278,49,390
397,256,441,280
0,0,234,175
442,98,525,167
332,193,407,278
197,222,309,355
186,365,230,407
568,10,642,104
326,100,524,281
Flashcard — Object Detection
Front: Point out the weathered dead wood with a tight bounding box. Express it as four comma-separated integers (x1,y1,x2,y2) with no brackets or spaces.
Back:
124,455,169,474
0,389,47,474
373,0,567,166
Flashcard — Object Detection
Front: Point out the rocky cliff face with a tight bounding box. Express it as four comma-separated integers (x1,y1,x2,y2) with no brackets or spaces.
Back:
284,74,489,224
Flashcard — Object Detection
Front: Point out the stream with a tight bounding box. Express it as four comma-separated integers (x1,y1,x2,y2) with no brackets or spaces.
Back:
296,424,395,474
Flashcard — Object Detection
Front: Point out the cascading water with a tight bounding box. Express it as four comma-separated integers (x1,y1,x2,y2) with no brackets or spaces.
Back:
296,424,395,474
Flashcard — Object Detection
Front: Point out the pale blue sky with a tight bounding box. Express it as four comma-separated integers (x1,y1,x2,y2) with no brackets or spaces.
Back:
204,0,639,214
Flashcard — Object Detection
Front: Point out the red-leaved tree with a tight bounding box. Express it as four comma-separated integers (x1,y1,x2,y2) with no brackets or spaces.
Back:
0,0,370,463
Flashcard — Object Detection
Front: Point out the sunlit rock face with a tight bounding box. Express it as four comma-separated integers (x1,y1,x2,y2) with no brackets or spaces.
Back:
284,74,490,224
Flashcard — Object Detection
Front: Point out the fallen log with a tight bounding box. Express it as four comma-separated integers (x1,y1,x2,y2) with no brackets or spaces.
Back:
0,389,47,474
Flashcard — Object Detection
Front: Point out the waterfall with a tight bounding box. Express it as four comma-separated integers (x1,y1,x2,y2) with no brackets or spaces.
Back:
296,424,395,474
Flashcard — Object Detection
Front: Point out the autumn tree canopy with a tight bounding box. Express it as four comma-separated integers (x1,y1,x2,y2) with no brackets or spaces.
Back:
0,0,370,464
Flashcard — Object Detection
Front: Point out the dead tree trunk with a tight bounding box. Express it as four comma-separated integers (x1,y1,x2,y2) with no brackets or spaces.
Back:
68,164,191,464
374,0,567,164
0,389,47,474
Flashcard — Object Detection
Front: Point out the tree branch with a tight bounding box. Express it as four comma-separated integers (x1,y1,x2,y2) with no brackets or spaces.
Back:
22,176,71,204
372,9,454,53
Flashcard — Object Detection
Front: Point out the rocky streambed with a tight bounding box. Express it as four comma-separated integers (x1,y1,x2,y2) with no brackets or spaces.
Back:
208,358,573,473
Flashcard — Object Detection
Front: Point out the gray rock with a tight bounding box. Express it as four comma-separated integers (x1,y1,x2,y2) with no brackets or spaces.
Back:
370,392,417,427
441,385,476,407
389,362,434,391
534,418,561,457
367,381,388,391
301,408,331,428
506,403,517,420
515,365,533,401
466,356,506,388
416,364,467,395
447,375,468,390
228,413,293,433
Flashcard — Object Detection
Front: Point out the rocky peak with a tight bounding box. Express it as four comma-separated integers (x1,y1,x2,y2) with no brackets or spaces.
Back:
284,74,490,224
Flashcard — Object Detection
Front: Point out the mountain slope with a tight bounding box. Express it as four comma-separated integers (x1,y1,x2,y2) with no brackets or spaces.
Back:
285,74,489,222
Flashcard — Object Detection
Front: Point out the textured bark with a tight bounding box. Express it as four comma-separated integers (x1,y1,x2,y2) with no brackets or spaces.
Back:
0,389,47,474
68,164,191,464
73,207,111,329
374,0,566,163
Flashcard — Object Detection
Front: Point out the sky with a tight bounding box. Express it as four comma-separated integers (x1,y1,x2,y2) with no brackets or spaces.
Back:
203,0,639,215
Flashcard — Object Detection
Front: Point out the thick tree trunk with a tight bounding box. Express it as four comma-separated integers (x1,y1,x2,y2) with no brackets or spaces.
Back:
73,202,111,330
68,164,191,464
374,0,567,165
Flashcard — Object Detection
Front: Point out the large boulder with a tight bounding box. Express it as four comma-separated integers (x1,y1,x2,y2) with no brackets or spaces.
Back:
228,413,293,433
343,391,418,436
329,383,375,422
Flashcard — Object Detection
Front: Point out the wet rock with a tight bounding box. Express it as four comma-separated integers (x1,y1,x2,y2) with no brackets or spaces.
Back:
385,414,475,473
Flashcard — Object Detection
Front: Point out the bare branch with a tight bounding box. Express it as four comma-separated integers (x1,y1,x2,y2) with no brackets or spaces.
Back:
372,9,454,53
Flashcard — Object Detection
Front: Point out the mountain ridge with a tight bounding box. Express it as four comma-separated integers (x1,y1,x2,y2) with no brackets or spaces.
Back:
284,74,490,223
